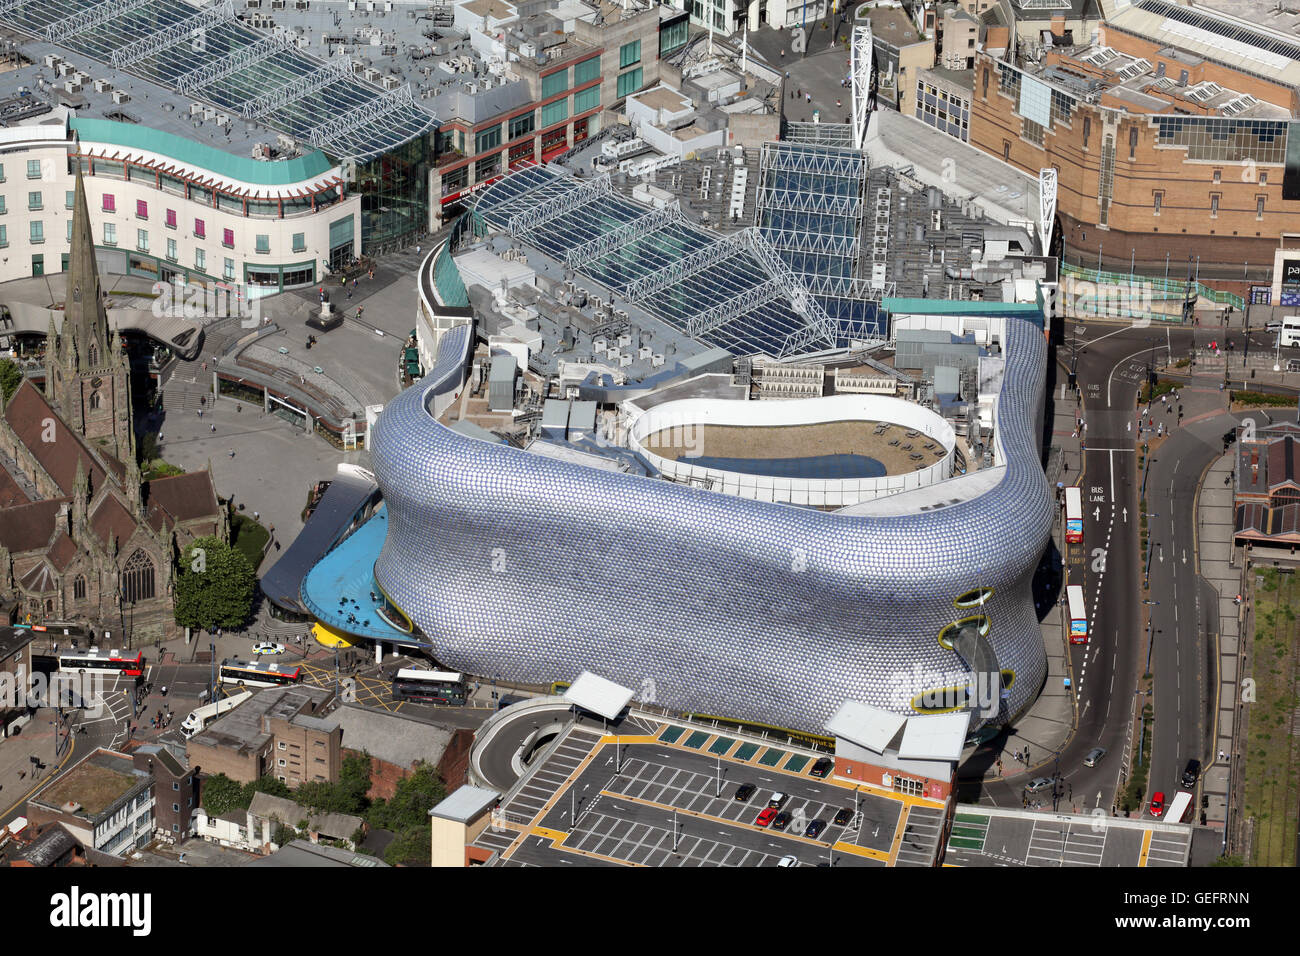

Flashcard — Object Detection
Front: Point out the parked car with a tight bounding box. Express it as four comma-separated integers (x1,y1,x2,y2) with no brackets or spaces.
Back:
1082,747,1107,768
776,855,798,867
251,642,285,656
1150,791,1165,818
804,819,826,839
1024,776,1054,794
734,783,756,802
767,792,787,809
772,811,793,831
755,807,777,827
810,757,833,778
1181,759,1201,789
833,807,853,827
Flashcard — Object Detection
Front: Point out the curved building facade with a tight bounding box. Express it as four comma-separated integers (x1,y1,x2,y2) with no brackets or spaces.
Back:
368,303,1054,735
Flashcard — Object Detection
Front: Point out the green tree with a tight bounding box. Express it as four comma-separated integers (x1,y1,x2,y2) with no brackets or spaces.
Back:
367,763,446,831
383,824,432,867
294,754,371,816
249,774,292,802
0,359,21,403
200,773,247,817
1211,855,1245,867
173,535,256,630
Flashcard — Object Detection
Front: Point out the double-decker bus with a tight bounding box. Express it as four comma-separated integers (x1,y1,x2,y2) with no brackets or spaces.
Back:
391,669,467,705
218,659,302,688
1066,585,1088,645
1064,486,1084,545
57,648,145,677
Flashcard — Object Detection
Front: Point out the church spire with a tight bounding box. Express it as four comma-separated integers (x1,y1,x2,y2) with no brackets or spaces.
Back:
63,166,109,377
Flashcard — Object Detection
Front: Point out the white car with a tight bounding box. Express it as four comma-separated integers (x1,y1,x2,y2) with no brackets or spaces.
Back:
776,855,798,867
251,642,285,656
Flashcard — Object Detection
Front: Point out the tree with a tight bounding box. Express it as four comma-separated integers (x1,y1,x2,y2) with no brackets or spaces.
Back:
367,763,446,832
0,359,21,403
383,824,432,867
294,754,371,816
200,773,246,817
173,535,256,630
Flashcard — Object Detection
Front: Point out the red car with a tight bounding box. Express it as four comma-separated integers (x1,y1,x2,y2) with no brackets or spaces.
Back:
755,807,777,827
1149,792,1165,818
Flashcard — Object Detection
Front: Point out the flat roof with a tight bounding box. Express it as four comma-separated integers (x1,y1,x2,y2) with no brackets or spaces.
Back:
431,784,501,823
564,670,634,720
897,712,971,761
824,701,905,754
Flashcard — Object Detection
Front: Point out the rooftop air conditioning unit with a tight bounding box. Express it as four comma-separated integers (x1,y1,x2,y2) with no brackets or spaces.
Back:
43,54,62,69
93,78,112,93
65,81,82,94
112,90,130,103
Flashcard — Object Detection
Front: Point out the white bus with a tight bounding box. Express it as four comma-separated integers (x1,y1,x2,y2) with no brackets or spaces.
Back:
218,659,302,688
1277,315,1300,348
1066,585,1088,645
1064,486,1083,544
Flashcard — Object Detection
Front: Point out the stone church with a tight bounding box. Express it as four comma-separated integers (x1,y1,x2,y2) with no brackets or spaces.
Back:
0,170,225,644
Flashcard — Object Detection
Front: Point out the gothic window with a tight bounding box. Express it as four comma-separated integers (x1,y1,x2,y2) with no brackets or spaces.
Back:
45,599,53,614
123,549,155,603
74,575,86,600
89,391,101,410
88,343,98,366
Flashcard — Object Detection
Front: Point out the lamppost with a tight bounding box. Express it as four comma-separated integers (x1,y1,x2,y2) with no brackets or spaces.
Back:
209,640,216,705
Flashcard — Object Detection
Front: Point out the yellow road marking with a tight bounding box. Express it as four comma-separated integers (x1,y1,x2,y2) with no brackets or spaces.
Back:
1138,829,1153,867
832,840,890,862
887,805,911,865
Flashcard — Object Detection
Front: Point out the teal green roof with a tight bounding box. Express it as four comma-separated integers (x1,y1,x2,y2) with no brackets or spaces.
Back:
433,244,469,308
70,117,335,186
883,298,1043,315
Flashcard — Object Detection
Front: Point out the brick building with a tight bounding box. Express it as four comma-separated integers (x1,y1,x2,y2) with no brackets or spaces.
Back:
0,627,35,738
186,685,340,787
133,745,198,843
331,703,470,800
967,6,1300,287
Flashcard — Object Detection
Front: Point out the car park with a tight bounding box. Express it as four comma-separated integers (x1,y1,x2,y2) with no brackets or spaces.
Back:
833,807,853,827
734,783,756,802
1181,759,1201,789
810,757,833,778
252,642,285,656
755,807,777,827
772,811,792,831
804,819,826,839
1150,792,1165,818
1082,747,1107,768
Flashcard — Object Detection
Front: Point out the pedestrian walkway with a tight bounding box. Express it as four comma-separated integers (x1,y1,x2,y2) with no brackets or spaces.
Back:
1194,451,1242,843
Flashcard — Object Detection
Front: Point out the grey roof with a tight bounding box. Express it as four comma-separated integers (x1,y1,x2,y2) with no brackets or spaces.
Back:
134,744,186,778
248,792,302,824
188,685,332,753
333,704,454,770
564,670,634,720
449,419,506,444
489,354,518,382
15,825,79,866
246,840,388,867
430,785,500,824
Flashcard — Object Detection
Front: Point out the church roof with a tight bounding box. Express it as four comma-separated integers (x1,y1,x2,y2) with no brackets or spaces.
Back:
19,560,59,594
90,494,139,553
0,499,66,554
0,461,32,509
144,471,221,526
2,380,124,497
48,532,77,572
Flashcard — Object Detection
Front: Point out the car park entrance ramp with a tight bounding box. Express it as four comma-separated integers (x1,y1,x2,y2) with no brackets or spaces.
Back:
563,671,635,721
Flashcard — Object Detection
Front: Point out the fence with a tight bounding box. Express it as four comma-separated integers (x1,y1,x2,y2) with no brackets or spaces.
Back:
1062,263,1244,312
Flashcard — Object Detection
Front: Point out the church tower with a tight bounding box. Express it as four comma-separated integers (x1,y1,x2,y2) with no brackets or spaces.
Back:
48,168,134,464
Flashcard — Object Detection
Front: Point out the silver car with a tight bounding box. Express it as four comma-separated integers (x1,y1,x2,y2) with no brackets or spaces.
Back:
1024,776,1054,793
1082,747,1107,768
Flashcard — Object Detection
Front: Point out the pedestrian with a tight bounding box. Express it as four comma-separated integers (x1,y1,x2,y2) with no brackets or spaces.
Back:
347,288,352,299
779,48,784,59
229,448,235,458
237,404,242,413
198,408,203,418
806,92,811,103
368,268,374,280
210,423,216,433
